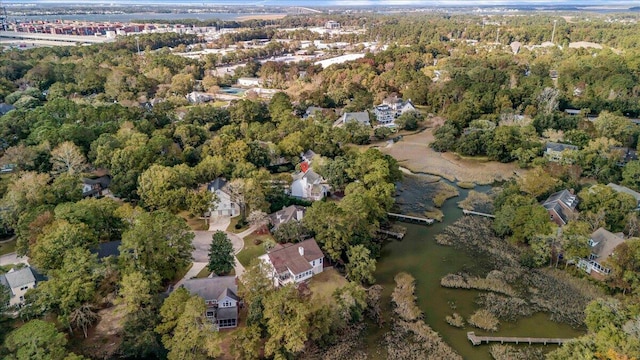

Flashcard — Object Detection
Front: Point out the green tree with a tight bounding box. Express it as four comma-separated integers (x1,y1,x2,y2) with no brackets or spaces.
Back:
622,160,640,192
346,245,376,285
510,204,554,244
263,285,310,360
579,184,637,232
333,282,367,323
561,221,591,266
31,220,96,272
230,324,262,360
158,293,220,360
395,111,422,131
4,319,69,360
208,231,235,275
606,238,640,295
1,171,51,228
119,210,194,284
238,259,274,328
137,164,190,211
115,271,155,317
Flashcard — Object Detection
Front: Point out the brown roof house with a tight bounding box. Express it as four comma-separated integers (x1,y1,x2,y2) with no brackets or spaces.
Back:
543,190,579,226
577,228,625,278
181,276,240,329
259,238,324,287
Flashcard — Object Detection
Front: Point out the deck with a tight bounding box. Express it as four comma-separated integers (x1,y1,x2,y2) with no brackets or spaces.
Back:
467,332,570,346
387,212,435,225
462,209,496,218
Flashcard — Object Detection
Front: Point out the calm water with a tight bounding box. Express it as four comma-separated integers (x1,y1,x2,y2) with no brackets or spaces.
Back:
368,175,584,360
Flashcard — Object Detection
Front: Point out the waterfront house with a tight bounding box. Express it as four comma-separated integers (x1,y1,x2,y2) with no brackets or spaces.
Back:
259,238,324,287
577,228,625,277
542,189,579,226
182,276,240,329
333,112,371,128
237,77,262,87
545,142,578,163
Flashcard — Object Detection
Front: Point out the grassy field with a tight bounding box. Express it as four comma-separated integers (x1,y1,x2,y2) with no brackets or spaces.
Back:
177,211,208,231
0,238,16,256
236,233,270,267
226,216,249,234
308,268,348,308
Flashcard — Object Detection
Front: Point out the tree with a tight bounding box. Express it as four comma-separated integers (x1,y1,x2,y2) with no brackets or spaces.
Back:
333,282,367,324
119,210,194,284
4,319,69,360
137,164,190,211
537,87,559,115
517,167,559,199
158,292,220,360
622,160,640,192
32,248,99,334
115,271,155,317
395,111,422,131
579,184,637,232
230,325,262,360
50,141,87,175
346,245,376,285
606,238,640,295
561,220,591,266
1,171,51,228
247,210,268,228
30,220,96,272
263,285,310,359
238,260,275,328
208,231,235,275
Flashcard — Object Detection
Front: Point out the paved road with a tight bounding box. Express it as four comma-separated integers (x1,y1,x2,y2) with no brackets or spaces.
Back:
192,230,244,263
0,253,29,267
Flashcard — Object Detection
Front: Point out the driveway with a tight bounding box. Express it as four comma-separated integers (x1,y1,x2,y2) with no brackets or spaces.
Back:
192,230,244,263
0,253,29,267
208,216,231,232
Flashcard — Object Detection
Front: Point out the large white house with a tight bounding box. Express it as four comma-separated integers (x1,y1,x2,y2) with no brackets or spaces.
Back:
577,227,625,277
0,267,43,307
373,96,417,127
181,276,240,329
259,238,324,287
208,178,239,217
290,151,329,201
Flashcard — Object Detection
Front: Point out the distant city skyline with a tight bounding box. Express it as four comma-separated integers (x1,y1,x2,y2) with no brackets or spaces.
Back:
3,0,639,6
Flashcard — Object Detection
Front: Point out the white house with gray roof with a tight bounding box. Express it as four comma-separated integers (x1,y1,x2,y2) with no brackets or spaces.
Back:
269,205,306,231
0,267,44,307
333,112,371,128
545,142,579,163
207,178,239,218
181,276,240,329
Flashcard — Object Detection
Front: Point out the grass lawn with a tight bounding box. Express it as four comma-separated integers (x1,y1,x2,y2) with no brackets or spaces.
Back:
0,238,16,256
308,268,348,308
226,216,249,234
236,233,270,267
178,211,208,231
195,266,211,279
171,263,193,285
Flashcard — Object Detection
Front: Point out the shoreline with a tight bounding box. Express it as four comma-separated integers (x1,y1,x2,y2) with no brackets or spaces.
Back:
235,13,288,21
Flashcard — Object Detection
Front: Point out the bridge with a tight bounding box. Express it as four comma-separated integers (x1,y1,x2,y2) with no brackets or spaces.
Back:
287,7,323,14
0,31,113,44
462,209,496,218
467,332,570,346
387,213,435,225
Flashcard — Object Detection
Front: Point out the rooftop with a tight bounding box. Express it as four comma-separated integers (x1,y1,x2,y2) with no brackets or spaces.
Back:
590,227,625,261
267,238,323,275
182,276,238,302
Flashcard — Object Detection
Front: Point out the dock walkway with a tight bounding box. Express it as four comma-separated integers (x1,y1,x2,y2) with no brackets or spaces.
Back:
467,332,570,346
387,212,435,225
462,209,496,218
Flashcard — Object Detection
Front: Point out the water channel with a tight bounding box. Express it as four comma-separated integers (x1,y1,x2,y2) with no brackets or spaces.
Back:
366,174,583,359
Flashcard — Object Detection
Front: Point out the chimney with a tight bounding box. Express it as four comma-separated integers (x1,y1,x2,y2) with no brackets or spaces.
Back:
298,246,304,256
296,210,304,220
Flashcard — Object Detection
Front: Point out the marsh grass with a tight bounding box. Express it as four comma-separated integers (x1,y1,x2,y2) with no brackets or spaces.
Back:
445,313,465,328
468,309,500,331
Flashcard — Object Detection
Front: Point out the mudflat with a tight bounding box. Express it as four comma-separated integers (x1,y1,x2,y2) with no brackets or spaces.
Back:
380,127,524,184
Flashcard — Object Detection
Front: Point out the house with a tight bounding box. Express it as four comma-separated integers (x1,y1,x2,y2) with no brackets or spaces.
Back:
382,96,416,115
259,238,324,286
333,112,371,128
290,168,329,201
82,175,111,198
304,106,325,119
543,189,579,226
607,183,640,210
545,142,578,163
237,77,262,87
182,276,240,329
611,147,638,166
0,266,45,307
208,178,239,217
325,20,340,29
374,104,395,126
564,109,582,116
0,103,14,116
186,91,214,104
577,228,625,277
301,149,316,163
269,205,306,231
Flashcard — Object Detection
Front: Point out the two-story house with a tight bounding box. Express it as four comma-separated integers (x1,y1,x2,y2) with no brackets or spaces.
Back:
0,266,44,307
332,112,371,128
373,96,417,127
577,228,625,277
182,276,240,329
545,142,579,163
208,178,239,218
290,151,329,201
542,189,579,226
259,238,324,287
82,175,111,198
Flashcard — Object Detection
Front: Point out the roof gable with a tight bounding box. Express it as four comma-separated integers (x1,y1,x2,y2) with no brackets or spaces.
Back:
590,227,625,260
182,276,238,302
3,267,36,289
267,238,323,275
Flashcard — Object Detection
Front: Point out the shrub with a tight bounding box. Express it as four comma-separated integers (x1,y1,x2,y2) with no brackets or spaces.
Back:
445,313,465,328
468,309,499,331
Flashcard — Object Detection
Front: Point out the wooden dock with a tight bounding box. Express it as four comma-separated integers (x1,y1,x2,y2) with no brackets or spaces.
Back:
387,213,435,225
462,209,496,218
378,229,405,239
467,332,570,346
